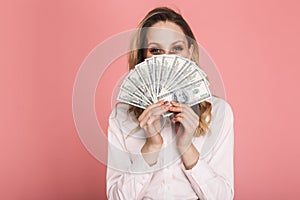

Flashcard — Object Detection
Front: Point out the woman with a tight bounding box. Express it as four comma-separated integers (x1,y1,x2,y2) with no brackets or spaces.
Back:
106,7,234,200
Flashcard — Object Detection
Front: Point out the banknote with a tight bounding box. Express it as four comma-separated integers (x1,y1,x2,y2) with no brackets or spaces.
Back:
144,58,157,102
163,56,191,90
117,88,148,109
134,62,155,102
157,79,211,106
117,54,212,113
155,55,175,96
166,67,204,93
120,76,152,105
153,56,163,96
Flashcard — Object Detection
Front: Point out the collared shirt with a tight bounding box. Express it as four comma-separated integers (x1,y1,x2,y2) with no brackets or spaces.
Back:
106,96,234,200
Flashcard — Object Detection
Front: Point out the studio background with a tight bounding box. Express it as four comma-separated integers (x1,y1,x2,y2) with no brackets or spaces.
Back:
1,0,299,199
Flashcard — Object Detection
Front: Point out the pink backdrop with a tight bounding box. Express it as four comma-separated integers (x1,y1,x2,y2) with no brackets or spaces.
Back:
1,0,300,199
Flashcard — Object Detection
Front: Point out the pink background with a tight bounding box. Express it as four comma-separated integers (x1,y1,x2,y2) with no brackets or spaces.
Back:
1,0,300,199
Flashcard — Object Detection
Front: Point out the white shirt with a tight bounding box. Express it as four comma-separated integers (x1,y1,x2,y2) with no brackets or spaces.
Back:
106,96,234,200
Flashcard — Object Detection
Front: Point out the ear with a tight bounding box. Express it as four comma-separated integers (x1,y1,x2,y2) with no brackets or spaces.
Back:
188,44,194,60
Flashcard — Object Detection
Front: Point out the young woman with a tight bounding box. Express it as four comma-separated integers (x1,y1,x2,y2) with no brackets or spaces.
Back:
106,7,234,200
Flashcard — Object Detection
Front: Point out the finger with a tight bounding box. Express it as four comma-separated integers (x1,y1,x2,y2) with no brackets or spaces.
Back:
138,100,164,121
145,102,170,117
174,112,199,131
173,115,185,127
178,107,199,122
146,115,161,126
148,106,169,119
173,116,197,136
176,110,199,124
169,103,183,113
170,102,198,118
169,102,189,114
143,104,169,121
140,104,170,128
170,101,180,107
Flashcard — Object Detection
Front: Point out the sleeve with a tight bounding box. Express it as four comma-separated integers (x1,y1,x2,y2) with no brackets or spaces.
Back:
181,101,235,200
106,108,158,200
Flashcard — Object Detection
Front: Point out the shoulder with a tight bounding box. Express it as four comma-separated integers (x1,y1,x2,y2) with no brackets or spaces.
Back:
109,103,139,134
208,96,234,134
211,96,234,122
198,96,234,157
109,103,130,119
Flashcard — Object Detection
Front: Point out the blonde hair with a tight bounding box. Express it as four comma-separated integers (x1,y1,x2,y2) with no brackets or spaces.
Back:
127,7,212,136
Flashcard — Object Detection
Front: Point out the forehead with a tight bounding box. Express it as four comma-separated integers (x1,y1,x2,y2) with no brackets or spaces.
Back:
146,21,187,44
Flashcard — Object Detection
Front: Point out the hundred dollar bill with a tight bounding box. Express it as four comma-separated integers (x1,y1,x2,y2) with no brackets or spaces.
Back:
195,66,210,87
163,62,210,94
117,54,212,112
179,57,210,86
166,62,195,91
188,62,210,86
193,64,210,86
144,58,158,102
117,88,148,109
163,56,190,89
152,56,161,97
180,57,208,77
167,68,205,92
120,76,152,105
127,69,153,103
197,67,208,79
154,55,169,96
159,55,177,95
157,79,211,106
134,62,155,102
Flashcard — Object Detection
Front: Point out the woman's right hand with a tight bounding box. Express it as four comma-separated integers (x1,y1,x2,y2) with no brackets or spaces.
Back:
138,100,170,165
138,100,169,146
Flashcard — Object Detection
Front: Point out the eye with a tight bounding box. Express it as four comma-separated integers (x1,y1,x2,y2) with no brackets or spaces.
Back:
172,45,184,52
149,48,163,55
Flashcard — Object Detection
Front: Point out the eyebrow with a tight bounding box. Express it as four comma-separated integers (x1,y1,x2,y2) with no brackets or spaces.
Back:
147,40,186,46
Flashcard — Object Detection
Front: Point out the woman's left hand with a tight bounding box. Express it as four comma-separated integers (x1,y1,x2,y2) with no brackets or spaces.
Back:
169,101,199,154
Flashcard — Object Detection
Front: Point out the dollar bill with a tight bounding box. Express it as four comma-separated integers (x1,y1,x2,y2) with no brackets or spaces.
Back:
153,56,161,97
163,56,190,89
120,76,152,105
157,79,211,106
117,88,148,109
144,58,158,102
167,67,204,92
179,57,209,86
180,57,207,77
154,56,169,98
157,55,175,96
117,54,212,111
135,62,155,102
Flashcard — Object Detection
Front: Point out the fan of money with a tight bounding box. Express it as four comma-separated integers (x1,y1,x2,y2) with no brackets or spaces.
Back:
117,54,212,110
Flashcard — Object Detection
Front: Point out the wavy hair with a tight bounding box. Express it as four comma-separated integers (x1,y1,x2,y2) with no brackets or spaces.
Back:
127,7,212,136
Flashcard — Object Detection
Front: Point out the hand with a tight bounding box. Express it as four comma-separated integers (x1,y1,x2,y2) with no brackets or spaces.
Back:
138,100,170,148
170,101,199,154
138,100,170,166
